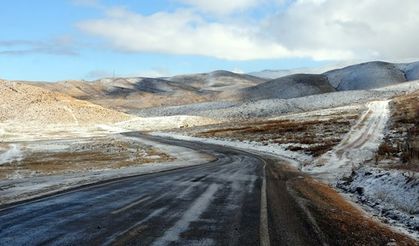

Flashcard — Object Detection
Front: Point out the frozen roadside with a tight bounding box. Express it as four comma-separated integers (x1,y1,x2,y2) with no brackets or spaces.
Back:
0,133,214,206
154,99,419,239
153,131,419,240
152,132,313,168
304,100,418,239
338,167,419,237
0,144,23,165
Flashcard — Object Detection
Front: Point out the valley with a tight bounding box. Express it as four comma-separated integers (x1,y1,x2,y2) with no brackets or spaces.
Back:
0,61,418,245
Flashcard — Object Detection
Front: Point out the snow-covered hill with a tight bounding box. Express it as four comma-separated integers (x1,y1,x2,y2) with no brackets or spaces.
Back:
236,74,335,101
32,71,266,113
241,61,419,101
325,61,407,90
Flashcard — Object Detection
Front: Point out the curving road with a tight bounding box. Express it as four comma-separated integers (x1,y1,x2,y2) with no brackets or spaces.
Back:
0,133,321,246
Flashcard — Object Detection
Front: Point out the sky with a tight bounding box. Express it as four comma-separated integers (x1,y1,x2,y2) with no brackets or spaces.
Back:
1,0,418,81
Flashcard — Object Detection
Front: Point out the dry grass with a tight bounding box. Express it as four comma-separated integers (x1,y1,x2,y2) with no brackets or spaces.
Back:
376,91,419,170
265,161,417,245
192,114,358,157
0,138,173,179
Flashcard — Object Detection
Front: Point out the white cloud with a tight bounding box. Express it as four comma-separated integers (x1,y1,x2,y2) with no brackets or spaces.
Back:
266,0,419,60
77,0,419,61
176,0,263,15
77,8,302,60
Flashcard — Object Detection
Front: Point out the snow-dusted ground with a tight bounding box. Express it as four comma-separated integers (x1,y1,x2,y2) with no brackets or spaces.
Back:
0,134,213,205
306,100,390,182
154,132,419,239
1,78,417,238
155,98,418,239
115,115,220,131
135,81,419,121
153,132,312,168
291,99,419,237
0,114,218,143
0,144,23,165
134,101,239,117
338,167,419,236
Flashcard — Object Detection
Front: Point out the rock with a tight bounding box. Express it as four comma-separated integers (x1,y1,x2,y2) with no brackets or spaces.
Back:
355,186,364,195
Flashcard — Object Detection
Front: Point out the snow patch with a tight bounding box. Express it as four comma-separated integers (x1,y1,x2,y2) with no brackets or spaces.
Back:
137,80,419,121
0,144,23,165
338,167,419,236
306,100,390,182
152,132,312,168
0,134,212,205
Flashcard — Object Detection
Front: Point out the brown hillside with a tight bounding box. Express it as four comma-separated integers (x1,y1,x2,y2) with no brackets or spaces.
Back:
0,80,132,126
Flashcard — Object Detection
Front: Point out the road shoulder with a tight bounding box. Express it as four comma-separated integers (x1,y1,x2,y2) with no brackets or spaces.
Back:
266,158,417,245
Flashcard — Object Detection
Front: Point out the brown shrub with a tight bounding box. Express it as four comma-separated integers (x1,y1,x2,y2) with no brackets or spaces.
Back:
377,142,398,157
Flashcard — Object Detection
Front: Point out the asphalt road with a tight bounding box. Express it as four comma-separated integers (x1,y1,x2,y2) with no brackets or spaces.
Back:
0,133,320,246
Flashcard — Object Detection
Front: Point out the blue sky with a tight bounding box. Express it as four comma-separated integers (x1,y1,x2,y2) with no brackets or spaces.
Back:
1,0,418,81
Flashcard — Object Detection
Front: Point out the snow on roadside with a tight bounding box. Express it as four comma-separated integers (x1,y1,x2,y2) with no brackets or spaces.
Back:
0,144,23,165
301,99,419,238
0,134,213,206
113,115,219,132
152,132,312,168
306,100,390,182
153,131,419,240
0,114,219,143
338,167,419,236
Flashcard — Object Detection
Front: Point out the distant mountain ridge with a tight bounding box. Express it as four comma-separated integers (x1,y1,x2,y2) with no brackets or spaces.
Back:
31,70,266,113
26,60,419,112
238,61,419,101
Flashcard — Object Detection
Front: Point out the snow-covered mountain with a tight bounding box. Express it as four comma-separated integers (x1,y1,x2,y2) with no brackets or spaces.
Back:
240,61,419,101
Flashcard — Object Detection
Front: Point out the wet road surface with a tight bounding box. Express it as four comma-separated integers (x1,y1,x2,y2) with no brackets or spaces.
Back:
0,133,320,245
0,133,266,245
